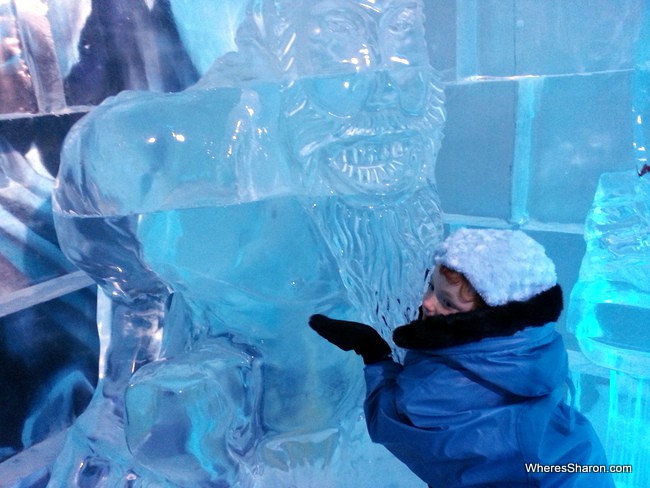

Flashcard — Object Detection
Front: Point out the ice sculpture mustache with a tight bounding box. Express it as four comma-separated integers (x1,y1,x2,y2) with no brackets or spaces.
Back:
51,0,445,486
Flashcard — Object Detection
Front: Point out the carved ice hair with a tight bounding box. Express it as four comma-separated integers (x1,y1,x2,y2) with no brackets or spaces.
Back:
201,0,430,85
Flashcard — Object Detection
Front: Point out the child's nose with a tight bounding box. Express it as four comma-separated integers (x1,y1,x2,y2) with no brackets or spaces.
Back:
421,292,439,317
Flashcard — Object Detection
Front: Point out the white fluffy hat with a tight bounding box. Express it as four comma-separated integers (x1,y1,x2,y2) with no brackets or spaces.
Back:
434,228,557,306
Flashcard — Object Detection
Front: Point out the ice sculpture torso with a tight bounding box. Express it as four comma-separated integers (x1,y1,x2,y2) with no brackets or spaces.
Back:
51,0,445,486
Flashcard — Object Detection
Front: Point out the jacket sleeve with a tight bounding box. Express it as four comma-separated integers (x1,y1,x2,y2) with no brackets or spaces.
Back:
362,358,457,485
363,359,414,446
363,358,403,397
361,354,527,486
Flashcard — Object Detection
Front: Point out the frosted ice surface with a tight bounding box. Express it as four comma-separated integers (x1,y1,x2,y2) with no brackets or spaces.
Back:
50,0,445,486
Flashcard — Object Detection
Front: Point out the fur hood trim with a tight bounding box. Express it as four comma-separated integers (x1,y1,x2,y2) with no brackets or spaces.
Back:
393,284,563,350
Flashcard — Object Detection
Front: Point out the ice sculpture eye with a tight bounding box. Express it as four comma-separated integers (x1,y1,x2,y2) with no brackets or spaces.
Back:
381,5,429,69
386,6,417,36
300,73,370,117
306,9,372,73
319,13,357,35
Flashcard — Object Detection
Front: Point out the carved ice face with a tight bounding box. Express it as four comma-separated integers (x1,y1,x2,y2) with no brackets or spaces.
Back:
282,0,444,203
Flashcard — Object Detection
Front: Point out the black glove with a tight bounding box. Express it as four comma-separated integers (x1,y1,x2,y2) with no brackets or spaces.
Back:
309,314,392,365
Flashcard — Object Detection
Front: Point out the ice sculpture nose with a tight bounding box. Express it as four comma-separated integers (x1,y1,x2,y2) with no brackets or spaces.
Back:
366,70,400,110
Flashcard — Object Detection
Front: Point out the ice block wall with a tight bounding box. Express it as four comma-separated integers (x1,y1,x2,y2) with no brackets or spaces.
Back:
0,0,647,486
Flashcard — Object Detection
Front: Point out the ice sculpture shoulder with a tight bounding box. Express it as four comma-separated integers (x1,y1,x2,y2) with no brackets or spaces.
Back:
52,0,446,486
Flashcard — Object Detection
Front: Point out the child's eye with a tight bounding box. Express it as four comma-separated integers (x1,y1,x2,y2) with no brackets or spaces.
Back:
428,282,435,292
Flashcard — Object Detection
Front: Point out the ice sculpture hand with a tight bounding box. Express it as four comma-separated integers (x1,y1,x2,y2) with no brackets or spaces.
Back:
309,314,392,364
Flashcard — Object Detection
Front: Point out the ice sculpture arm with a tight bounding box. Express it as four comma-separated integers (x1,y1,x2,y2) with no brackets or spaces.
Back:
52,81,295,402
54,84,293,218
309,314,392,364
52,197,170,406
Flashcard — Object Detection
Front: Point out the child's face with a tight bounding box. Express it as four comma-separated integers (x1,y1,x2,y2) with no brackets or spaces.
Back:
421,265,477,317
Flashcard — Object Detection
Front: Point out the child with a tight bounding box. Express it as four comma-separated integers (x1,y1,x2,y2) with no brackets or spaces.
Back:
309,228,614,487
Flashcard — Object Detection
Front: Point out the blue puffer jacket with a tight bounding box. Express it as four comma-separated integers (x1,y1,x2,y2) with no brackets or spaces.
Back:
364,287,613,487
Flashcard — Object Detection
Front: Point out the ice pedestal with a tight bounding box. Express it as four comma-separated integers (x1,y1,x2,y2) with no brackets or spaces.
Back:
568,170,650,487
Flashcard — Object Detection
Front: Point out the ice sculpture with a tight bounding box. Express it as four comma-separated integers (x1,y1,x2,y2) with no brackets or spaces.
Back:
568,171,650,488
51,0,445,486
568,6,650,488
569,171,650,378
